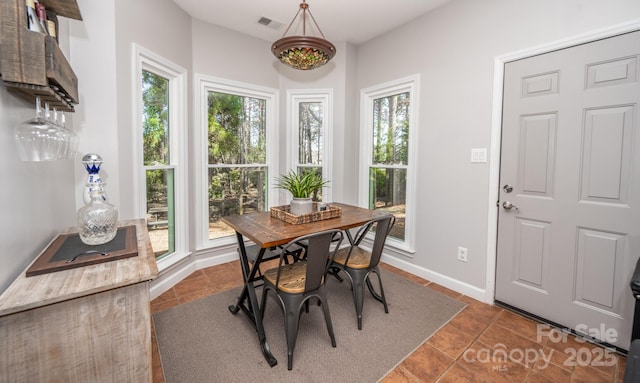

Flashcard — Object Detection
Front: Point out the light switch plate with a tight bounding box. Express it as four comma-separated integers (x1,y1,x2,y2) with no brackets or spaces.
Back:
471,148,487,163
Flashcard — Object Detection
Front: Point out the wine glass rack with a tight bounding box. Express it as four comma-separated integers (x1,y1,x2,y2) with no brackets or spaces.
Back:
0,0,82,112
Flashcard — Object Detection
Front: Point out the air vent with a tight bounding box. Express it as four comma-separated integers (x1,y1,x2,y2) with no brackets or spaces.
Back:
257,17,284,30
258,17,272,26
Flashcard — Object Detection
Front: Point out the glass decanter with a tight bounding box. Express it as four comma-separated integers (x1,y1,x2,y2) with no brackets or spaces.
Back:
82,153,106,203
77,182,118,245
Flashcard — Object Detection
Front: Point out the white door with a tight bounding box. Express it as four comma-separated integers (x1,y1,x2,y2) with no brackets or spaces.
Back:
495,30,640,351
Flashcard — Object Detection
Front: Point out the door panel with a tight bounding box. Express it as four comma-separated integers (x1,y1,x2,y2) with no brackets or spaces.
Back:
496,30,640,350
581,105,634,203
575,228,626,315
519,113,556,195
513,218,551,292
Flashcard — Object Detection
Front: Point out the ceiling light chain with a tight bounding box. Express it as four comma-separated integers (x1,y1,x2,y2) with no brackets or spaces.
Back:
280,3,304,37
271,0,336,70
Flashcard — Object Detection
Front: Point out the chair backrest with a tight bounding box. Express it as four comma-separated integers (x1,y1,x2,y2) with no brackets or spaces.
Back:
277,229,343,292
369,215,395,267
350,214,395,268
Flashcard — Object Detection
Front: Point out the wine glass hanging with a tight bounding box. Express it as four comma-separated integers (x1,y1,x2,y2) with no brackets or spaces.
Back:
14,96,79,161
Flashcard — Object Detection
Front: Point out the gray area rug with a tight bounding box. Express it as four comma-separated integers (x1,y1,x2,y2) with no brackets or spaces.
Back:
153,269,466,383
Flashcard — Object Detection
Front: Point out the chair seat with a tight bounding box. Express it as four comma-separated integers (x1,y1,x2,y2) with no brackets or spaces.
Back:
333,246,371,269
264,262,309,293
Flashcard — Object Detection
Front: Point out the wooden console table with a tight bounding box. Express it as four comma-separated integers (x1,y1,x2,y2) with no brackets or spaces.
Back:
0,219,158,382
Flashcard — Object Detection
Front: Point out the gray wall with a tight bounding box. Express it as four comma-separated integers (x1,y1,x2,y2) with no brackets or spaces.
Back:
355,0,640,290
0,26,76,292
0,83,76,292
190,23,358,207
113,0,193,220
1,0,639,295
274,41,358,206
191,20,279,88
68,0,193,239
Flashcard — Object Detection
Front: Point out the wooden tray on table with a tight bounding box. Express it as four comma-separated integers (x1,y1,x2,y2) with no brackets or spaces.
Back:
25,225,138,277
270,203,342,225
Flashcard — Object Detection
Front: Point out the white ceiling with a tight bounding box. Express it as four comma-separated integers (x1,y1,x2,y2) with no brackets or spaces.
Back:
172,0,454,45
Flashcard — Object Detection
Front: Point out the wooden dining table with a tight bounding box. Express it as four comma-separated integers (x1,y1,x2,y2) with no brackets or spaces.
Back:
221,202,388,367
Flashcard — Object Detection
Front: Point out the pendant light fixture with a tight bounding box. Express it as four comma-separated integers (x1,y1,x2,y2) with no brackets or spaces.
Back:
271,1,336,70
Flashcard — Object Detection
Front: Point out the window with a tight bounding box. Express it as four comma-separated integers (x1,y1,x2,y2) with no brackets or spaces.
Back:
134,45,187,269
196,76,278,246
142,70,174,257
288,90,333,201
360,76,419,252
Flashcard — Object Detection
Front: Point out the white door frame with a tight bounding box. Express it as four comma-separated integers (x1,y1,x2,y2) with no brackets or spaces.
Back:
485,18,640,304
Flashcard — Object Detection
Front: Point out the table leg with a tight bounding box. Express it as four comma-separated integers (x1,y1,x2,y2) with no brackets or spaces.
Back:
228,232,278,367
328,229,353,283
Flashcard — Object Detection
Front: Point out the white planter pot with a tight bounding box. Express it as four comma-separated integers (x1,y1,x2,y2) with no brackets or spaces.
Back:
290,198,313,216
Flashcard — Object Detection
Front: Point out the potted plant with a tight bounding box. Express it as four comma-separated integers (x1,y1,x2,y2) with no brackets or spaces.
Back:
275,169,329,215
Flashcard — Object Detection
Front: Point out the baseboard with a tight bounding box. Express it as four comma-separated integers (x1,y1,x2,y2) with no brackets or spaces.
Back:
150,245,488,304
149,256,197,300
381,254,487,303
149,244,239,300
192,242,238,269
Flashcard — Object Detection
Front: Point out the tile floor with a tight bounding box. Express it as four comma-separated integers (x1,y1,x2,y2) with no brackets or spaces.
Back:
151,261,628,383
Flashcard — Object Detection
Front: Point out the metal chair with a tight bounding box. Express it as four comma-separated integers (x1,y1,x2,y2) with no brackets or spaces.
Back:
330,214,395,330
260,229,344,370
241,244,303,282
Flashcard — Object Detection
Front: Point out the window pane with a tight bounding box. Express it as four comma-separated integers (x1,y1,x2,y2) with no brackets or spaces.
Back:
208,92,266,164
372,92,410,165
146,168,175,257
298,102,323,165
369,167,406,241
208,167,267,240
142,70,170,166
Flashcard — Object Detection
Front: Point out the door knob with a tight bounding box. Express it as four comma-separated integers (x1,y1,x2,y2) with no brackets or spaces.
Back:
503,184,513,193
502,201,519,210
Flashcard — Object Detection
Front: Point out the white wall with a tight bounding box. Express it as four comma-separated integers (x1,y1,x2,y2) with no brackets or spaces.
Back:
355,0,640,294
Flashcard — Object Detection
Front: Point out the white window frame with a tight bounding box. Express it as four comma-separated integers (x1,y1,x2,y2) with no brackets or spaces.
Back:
132,44,188,271
286,89,333,203
359,75,419,254
194,75,279,249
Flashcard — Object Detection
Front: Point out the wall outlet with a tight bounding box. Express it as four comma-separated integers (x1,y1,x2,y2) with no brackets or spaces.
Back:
457,246,468,262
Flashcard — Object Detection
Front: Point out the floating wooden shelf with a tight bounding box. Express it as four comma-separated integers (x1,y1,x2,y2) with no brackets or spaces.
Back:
0,0,82,112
